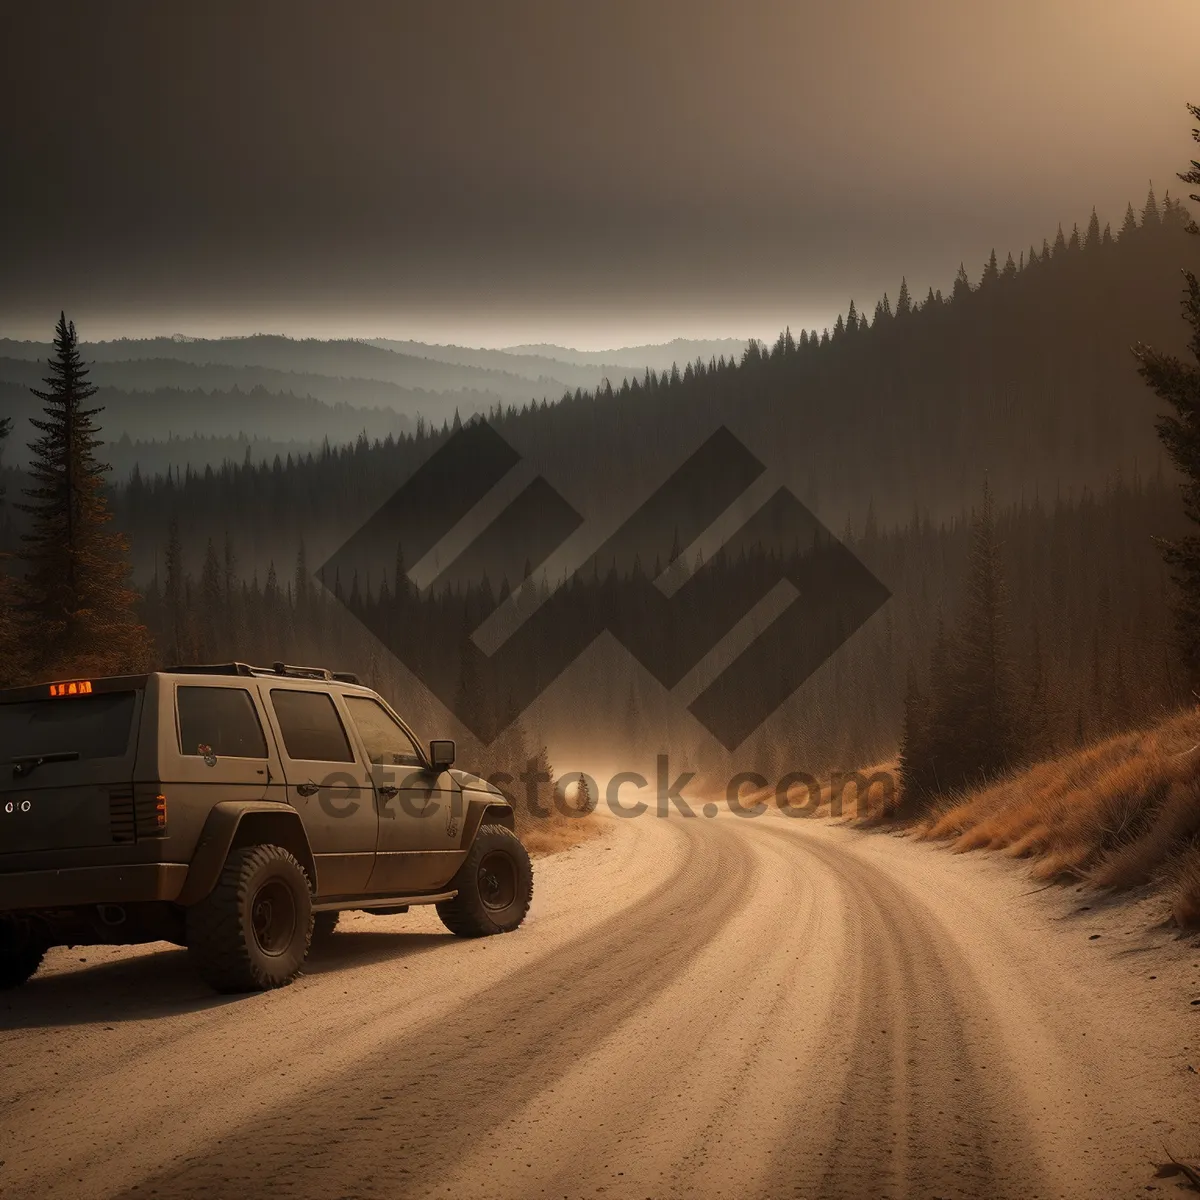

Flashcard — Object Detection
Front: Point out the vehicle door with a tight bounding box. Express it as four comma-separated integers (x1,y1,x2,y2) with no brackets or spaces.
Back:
260,685,378,897
165,682,281,848
341,694,462,894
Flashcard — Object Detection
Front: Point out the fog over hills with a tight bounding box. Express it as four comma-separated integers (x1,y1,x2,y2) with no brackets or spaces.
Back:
360,339,651,389
502,338,751,371
0,334,734,476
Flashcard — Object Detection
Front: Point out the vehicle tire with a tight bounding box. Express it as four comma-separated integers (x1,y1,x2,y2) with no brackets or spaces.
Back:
436,824,533,937
0,920,46,989
185,844,313,993
311,910,340,941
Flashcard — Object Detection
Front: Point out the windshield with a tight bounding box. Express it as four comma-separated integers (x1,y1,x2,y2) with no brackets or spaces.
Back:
0,692,138,762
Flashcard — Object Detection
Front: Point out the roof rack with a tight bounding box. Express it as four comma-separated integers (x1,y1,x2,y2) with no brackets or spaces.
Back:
269,661,333,680
166,663,257,677
164,662,361,685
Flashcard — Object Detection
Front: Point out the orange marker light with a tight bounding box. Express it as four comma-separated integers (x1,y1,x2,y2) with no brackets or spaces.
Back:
49,680,93,697
155,794,167,829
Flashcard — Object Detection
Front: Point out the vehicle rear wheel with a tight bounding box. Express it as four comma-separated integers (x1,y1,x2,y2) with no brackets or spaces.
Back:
436,825,533,937
0,919,46,989
186,844,313,993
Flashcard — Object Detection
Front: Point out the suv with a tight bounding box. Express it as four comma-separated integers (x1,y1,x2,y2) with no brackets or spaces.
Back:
0,663,532,993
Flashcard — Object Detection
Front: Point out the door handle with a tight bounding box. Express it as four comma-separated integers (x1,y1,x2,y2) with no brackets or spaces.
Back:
378,785,400,799
296,780,320,797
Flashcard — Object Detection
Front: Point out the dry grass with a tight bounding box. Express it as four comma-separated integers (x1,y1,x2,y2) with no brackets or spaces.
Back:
514,801,603,857
733,763,899,821
916,707,1200,929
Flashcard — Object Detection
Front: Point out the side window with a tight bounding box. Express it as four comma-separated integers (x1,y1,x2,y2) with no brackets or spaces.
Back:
269,689,354,763
344,696,423,767
177,687,267,759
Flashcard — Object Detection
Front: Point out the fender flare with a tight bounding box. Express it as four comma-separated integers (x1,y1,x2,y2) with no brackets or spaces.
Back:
176,801,318,906
460,794,516,845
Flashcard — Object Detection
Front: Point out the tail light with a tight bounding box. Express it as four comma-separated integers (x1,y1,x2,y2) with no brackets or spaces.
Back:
134,788,168,838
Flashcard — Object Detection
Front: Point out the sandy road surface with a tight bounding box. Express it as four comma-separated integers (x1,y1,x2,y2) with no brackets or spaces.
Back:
2,807,1199,1200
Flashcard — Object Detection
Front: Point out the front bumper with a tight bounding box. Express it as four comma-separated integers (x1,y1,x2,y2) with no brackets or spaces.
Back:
0,863,188,912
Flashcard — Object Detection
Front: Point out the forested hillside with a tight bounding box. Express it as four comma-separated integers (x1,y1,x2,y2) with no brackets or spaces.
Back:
499,338,749,372
124,466,1182,782
0,335,700,474
22,189,1182,578
0,192,1191,775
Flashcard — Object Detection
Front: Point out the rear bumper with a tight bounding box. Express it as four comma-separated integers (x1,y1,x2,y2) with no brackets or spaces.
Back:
0,863,188,912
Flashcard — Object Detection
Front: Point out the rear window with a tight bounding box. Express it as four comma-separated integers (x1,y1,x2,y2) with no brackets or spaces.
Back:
177,686,268,759
270,689,354,762
0,691,137,762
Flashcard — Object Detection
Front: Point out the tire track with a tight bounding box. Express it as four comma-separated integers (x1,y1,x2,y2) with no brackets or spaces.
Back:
757,819,1057,1200
7,808,1194,1200
102,815,759,1200
482,815,832,1200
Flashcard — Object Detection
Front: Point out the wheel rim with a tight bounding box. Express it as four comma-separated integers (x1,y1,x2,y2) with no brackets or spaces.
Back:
477,850,518,912
251,879,297,956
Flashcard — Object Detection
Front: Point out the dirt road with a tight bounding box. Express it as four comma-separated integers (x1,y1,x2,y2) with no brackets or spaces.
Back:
2,807,1198,1199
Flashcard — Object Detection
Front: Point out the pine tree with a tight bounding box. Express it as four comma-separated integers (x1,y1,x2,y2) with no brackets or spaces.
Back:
0,415,10,497
574,773,593,813
294,540,309,612
16,314,149,677
1133,104,1200,681
1182,103,1200,223
943,480,1023,785
199,536,223,658
624,679,641,759
896,664,931,812
895,277,912,317
162,517,186,664
1085,207,1101,250
1120,201,1138,240
0,416,23,685
1142,184,1161,228
952,263,971,301
1162,190,1187,228
1025,624,1053,759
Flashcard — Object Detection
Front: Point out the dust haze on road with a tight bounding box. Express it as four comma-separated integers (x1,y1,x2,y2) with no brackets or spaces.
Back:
2,806,1198,1199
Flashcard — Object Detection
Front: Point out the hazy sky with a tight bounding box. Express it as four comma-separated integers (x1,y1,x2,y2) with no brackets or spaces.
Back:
2,0,1198,348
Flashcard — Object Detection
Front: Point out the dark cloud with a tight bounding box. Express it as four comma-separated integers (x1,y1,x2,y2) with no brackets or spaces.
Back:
2,0,1197,344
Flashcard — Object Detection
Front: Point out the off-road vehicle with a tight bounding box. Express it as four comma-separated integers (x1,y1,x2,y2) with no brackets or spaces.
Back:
0,663,532,993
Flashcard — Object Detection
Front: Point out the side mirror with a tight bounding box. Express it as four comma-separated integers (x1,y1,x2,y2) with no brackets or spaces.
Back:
429,739,455,771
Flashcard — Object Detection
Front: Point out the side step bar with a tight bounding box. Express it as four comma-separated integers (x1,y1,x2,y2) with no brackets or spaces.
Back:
312,889,457,913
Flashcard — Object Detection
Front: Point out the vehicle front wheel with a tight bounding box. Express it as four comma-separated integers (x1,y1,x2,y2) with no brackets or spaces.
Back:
0,919,46,989
186,844,313,993
436,825,533,937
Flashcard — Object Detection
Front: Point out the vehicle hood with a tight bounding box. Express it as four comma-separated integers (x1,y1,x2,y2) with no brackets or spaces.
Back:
450,769,504,797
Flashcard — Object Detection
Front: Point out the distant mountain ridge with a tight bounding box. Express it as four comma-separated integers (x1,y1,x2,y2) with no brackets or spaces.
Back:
0,356,509,415
501,338,751,370
0,333,747,474
0,335,561,397
360,339,648,389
